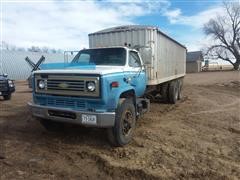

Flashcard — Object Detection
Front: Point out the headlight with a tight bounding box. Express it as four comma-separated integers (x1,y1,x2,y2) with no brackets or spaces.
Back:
38,80,45,89
8,80,14,87
86,81,96,92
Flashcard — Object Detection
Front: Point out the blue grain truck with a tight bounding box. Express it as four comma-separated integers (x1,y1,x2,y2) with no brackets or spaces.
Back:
28,25,186,146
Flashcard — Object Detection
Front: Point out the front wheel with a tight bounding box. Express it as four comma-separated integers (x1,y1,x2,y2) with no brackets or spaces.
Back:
107,98,136,147
3,94,11,100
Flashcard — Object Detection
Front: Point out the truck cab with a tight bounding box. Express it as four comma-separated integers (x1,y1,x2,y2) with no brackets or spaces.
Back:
29,47,149,146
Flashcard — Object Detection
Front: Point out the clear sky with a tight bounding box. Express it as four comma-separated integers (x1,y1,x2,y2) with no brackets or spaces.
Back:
1,0,239,52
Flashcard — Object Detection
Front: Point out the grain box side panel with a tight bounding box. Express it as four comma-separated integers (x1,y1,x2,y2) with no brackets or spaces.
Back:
148,32,186,85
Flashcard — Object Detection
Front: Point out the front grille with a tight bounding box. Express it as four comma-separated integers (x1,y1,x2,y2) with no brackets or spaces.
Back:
35,74,100,97
35,96,86,109
47,79,85,91
0,80,7,91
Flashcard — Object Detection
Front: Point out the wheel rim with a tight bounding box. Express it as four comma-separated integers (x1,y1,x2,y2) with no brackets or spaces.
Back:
121,110,134,137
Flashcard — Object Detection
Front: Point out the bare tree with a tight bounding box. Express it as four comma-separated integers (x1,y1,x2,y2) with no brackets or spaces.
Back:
50,48,57,53
17,47,26,52
1,41,10,50
28,46,41,52
42,46,49,53
203,2,240,70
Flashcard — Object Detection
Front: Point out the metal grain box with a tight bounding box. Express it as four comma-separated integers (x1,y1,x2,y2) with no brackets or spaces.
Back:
89,25,186,86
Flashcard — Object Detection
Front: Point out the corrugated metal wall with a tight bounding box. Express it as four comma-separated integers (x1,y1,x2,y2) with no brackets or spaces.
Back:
186,61,202,73
0,50,65,80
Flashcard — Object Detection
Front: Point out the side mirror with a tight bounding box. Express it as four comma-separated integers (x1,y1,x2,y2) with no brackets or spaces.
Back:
3,73,8,77
142,64,147,71
139,47,152,64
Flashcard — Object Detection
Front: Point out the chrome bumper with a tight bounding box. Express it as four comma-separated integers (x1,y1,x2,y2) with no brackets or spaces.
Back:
28,102,115,127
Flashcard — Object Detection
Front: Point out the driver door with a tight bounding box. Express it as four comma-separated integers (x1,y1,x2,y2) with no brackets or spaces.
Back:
128,51,146,96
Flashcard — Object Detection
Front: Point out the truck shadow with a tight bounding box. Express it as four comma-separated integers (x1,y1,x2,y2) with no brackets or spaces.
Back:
53,124,109,146
1,117,110,149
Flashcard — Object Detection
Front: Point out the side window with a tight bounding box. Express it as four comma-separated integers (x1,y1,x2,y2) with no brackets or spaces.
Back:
129,51,141,67
78,53,90,63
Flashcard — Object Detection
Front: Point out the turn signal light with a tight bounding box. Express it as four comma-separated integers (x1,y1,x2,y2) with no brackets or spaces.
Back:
111,81,119,88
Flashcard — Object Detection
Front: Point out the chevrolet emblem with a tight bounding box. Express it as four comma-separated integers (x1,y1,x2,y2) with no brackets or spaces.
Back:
58,82,68,88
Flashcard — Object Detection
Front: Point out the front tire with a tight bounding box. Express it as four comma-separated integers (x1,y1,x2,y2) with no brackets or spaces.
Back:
3,94,11,100
107,98,136,146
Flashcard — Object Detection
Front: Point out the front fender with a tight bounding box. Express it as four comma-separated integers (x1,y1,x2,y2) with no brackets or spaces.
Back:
113,87,136,108
102,73,137,110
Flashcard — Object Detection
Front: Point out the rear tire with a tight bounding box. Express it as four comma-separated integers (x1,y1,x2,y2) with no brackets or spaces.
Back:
107,98,136,146
40,119,64,132
177,78,183,100
3,94,11,100
168,80,179,104
160,83,169,102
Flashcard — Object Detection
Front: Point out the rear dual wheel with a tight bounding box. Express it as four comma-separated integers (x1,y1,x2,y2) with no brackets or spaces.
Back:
177,79,183,100
168,79,183,104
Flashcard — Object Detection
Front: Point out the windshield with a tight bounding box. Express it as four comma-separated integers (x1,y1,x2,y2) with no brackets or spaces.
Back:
71,48,126,66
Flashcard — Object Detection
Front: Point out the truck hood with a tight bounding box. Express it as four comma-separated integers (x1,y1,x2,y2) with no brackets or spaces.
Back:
35,63,125,75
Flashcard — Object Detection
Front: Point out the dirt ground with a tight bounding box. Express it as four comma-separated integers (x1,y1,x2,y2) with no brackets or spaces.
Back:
0,71,239,180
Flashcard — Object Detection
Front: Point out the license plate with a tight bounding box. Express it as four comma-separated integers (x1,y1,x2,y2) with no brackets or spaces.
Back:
82,114,97,125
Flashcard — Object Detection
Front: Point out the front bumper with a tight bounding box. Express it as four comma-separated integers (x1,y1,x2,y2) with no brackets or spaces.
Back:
0,87,15,95
9,87,15,93
28,102,115,127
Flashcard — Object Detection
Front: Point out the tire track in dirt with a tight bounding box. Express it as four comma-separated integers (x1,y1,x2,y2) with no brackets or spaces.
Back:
190,99,240,115
74,150,160,179
1,72,240,179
